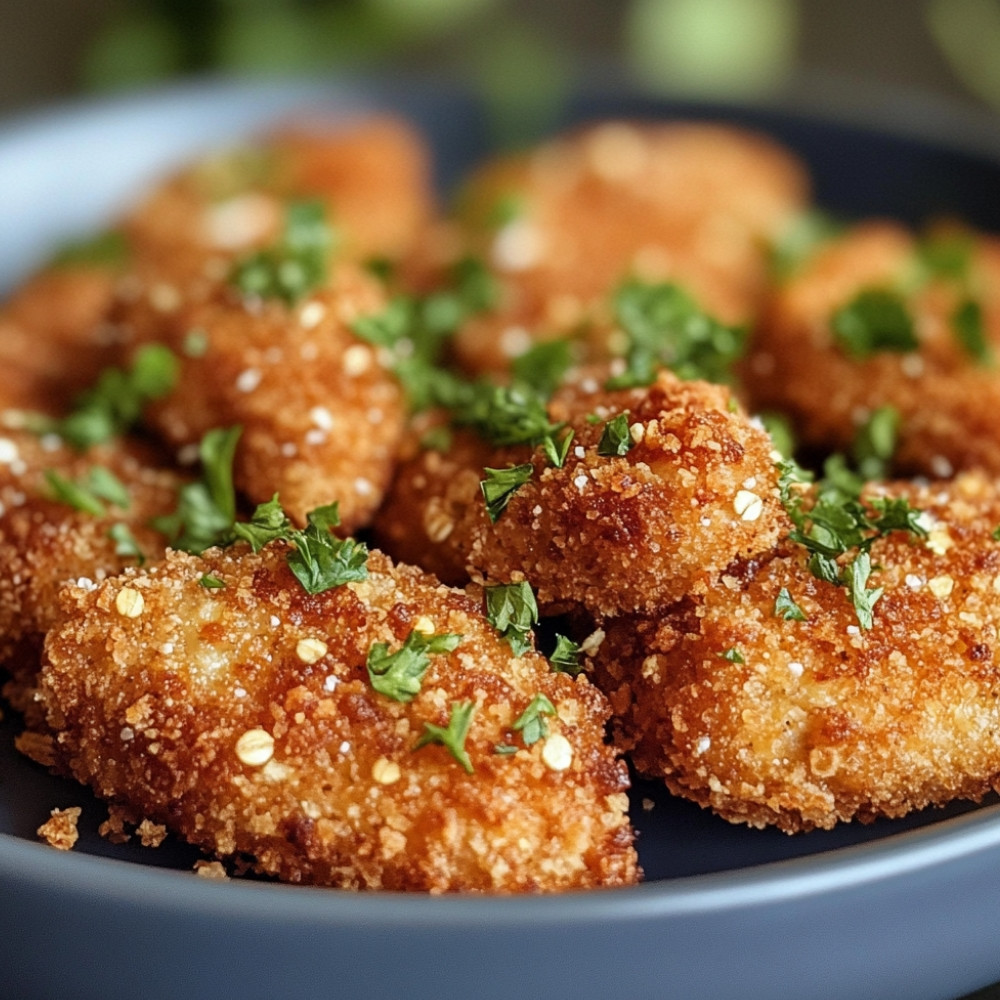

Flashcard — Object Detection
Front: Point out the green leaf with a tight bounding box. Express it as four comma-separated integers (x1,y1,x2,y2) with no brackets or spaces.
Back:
541,428,574,469
231,494,293,552
831,288,918,359
44,469,108,517
198,573,226,589
367,628,463,703
511,338,573,398
768,209,841,280
413,700,476,773
774,587,807,622
480,463,534,522
50,229,129,270
108,522,145,564
550,634,582,674
286,518,368,595
512,693,557,746
597,412,634,457
230,199,334,305
951,297,994,365
485,580,538,657
851,405,900,481
719,647,745,663
844,552,884,630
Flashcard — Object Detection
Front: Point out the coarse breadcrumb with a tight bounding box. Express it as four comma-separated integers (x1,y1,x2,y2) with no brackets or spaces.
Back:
37,806,82,850
375,366,787,616
590,471,1000,832
39,544,638,892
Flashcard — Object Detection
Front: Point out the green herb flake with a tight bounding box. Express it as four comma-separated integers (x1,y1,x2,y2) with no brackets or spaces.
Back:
769,210,841,281
597,412,634,457
366,628,462,703
286,507,368,595
852,405,900,481
915,231,974,284
107,522,145,563
414,700,476,773
481,463,534,523
993,525,1000,542
845,551,884,631
774,588,807,622
550,634,582,675
511,338,573,399
951,297,994,366
606,280,745,389
512,693,557,746
198,574,226,589
44,469,107,516
50,229,129,270
485,581,539,657
719,647,745,664
230,199,333,305
182,328,210,358
831,288,918,359
493,743,519,756
541,428,574,469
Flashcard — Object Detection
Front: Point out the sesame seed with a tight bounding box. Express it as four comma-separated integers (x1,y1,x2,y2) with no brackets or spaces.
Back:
413,616,436,635
235,729,275,767
733,489,763,521
115,587,144,618
296,637,328,664
372,757,401,785
343,344,372,376
629,422,645,445
235,368,262,393
541,733,573,771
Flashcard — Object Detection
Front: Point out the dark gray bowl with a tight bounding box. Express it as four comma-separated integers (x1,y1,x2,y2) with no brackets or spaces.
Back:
3,77,1000,1000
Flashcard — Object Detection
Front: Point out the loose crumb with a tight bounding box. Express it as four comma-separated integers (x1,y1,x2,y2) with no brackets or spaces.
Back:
136,818,168,848
193,860,230,880
37,806,82,850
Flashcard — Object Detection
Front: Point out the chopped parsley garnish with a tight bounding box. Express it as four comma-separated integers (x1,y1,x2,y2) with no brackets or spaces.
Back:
42,344,178,450
768,210,841,281
851,405,900,481
232,496,370,594
914,231,974,284
366,628,463,703
606,280,745,389
757,411,796,459
481,463,534,523
951,297,993,365
451,383,564,450
230,199,333,305
108,522,145,564
198,574,226,589
831,288,918,359
541,429,574,469
44,470,111,516
719,647,745,663
774,588,807,622
485,580,539,657
414,700,476,773
993,525,1000,542
597,412,634,457
550,634,582,674
511,338,574,399
153,426,241,554
50,229,128,270
512,693,557,746
778,457,927,628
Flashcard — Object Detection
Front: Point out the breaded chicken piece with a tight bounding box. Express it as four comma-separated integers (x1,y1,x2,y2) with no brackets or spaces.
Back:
123,116,433,268
589,470,1000,832
374,367,786,617
0,429,183,720
743,220,1000,477
39,545,638,893
425,121,808,375
121,263,406,533
0,262,123,414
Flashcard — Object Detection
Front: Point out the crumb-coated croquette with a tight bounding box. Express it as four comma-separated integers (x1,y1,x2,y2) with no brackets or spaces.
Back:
0,264,123,414
0,429,184,719
589,471,1000,833
123,116,433,267
437,121,809,375
39,545,639,892
374,367,787,617
743,220,1000,477
120,263,406,533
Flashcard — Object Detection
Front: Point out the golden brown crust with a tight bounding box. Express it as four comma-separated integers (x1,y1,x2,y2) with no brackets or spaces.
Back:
590,471,1000,832
742,220,1000,477
39,545,638,892
374,367,787,616
438,121,809,375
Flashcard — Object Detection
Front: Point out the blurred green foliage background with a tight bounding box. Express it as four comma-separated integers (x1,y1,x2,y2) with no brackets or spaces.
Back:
4,0,1000,141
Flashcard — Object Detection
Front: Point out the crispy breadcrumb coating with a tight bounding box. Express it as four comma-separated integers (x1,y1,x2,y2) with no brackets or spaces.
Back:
374,367,786,616
39,545,638,892
435,121,808,375
120,264,406,532
590,471,1000,832
742,220,1000,477
0,429,183,719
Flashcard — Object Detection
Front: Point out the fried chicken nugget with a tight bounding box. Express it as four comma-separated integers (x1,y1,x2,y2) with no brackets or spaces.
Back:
122,263,406,533
433,121,809,375
123,116,433,267
589,471,1000,832
0,260,124,414
742,220,1000,477
39,545,638,892
374,367,786,616
0,429,183,720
